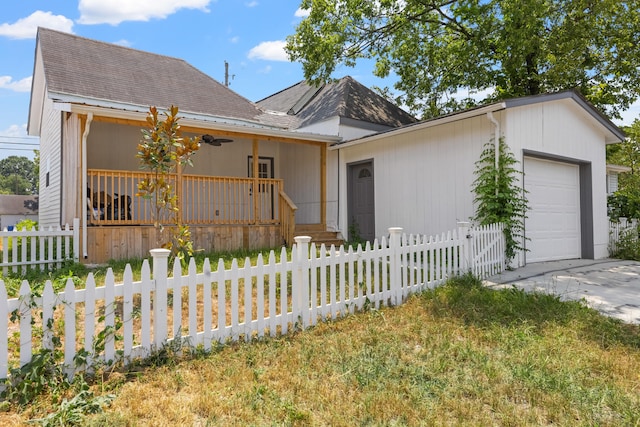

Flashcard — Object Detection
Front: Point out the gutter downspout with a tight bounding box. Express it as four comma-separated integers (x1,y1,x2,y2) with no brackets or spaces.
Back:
81,113,93,258
486,112,500,194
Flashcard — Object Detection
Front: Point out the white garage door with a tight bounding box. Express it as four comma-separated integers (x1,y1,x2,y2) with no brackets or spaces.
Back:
524,157,581,262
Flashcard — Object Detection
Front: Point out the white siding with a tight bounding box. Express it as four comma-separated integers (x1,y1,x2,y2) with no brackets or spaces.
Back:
338,114,493,239
38,97,63,228
326,148,339,231
297,117,340,137
280,143,322,224
503,99,609,259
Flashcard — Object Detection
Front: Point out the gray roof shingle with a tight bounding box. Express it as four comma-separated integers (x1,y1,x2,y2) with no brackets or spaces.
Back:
37,27,263,122
257,76,417,129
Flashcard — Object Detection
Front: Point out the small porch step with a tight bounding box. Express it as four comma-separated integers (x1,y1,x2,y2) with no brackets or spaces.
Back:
295,224,344,248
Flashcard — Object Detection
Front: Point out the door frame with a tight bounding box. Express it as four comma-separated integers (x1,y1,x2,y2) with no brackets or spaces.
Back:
248,156,275,220
523,150,593,260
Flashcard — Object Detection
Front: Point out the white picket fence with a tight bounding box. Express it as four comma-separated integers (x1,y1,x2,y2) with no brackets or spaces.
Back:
609,217,639,255
0,219,80,276
0,223,504,381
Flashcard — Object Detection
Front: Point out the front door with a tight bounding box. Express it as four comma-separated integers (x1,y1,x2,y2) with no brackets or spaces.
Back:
348,160,375,242
248,156,274,221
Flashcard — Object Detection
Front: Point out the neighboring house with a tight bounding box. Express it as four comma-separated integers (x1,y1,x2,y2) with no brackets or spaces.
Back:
332,91,624,265
606,164,631,195
27,28,412,263
0,195,39,230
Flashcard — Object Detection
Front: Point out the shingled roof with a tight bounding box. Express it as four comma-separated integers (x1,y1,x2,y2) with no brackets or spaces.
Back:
36,27,263,122
257,76,417,129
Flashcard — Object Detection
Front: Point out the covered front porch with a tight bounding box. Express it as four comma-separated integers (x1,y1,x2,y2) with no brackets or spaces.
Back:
84,169,295,262
65,111,340,263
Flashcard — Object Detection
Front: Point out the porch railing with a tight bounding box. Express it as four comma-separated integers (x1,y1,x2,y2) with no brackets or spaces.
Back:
278,190,297,246
87,169,287,228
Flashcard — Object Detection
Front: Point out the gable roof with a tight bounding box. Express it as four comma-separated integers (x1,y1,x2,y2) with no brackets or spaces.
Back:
257,76,417,129
333,89,625,149
33,27,263,123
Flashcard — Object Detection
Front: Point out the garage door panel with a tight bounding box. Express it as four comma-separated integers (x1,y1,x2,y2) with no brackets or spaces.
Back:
524,157,580,262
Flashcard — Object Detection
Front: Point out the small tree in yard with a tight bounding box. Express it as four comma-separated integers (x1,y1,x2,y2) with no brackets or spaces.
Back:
473,138,528,265
136,105,200,260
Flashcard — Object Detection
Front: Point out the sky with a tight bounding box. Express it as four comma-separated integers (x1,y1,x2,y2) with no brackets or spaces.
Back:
0,0,387,161
1,0,639,162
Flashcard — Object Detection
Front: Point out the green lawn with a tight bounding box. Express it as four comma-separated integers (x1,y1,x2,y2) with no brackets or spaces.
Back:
1,274,638,426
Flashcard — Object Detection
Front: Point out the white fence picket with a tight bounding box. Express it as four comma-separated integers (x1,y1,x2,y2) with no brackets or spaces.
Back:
1,219,79,275
609,217,638,254
0,223,505,382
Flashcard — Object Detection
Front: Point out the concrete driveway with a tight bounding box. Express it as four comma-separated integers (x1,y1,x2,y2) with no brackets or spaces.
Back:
485,259,640,324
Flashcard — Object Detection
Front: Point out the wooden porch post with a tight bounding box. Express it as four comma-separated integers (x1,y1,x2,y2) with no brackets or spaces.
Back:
252,138,259,224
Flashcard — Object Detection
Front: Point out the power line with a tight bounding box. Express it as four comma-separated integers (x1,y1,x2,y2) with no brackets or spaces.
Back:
0,135,38,140
0,141,40,146
0,147,37,152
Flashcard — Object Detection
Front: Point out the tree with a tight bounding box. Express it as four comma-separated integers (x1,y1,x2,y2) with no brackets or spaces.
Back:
136,106,200,260
607,119,640,218
0,155,38,195
286,0,640,119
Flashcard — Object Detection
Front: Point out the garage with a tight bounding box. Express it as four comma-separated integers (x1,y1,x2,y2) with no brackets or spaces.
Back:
524,157,581,262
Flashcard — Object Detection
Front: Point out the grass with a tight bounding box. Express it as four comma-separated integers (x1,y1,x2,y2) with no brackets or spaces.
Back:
0,274,638,426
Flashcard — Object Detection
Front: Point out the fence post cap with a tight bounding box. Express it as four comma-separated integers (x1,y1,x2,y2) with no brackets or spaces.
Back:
388,227,403,234
149,248,171,258
457,221,471,227
294,236,312,244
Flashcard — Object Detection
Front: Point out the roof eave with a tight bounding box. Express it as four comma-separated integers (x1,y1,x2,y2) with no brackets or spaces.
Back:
63,100,341,144
330,102,507,150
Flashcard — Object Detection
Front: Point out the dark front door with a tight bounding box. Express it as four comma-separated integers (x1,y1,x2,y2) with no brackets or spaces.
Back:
348,160,375,242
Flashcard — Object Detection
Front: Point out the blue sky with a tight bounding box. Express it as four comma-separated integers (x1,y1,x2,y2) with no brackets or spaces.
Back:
1,0,639,161
0,0,386,161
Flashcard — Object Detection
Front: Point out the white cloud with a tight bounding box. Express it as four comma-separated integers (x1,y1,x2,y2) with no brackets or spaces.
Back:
113,39,132,47
1,124,28,137
247,40,288,61
0,11,74,39
0,76,32,92
257,65,272,74
78,0,211,25
229,36,239,44
245,1,259,7
294,7,310,18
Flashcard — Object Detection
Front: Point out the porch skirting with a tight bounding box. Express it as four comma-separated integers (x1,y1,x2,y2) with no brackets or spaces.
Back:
83,224,283,264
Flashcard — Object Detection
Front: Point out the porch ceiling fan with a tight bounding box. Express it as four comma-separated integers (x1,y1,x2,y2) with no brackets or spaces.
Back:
201,134,233,146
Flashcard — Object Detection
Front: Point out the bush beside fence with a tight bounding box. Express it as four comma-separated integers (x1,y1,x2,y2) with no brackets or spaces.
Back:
0,223,505,382
609,217,639,256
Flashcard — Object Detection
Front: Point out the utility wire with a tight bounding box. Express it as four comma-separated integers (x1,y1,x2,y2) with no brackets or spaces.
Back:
0,141,39,146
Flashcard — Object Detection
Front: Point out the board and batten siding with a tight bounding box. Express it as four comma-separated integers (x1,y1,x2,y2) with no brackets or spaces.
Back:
280,143,321,224
38,97,63,228
503,99,609,259
337,114,495,240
